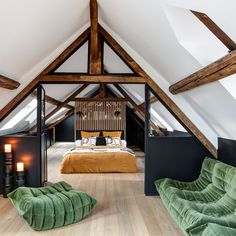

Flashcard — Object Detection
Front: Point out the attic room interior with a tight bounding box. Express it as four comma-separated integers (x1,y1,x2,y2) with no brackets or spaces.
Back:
0,1,236,235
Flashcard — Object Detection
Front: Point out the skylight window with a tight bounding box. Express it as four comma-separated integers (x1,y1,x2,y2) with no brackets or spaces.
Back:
47,108,67,123
0,99,37,130
150,108,174,132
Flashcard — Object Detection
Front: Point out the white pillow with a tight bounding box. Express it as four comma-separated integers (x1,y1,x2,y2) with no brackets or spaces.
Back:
75,140,82,146
111,137,122,146
88,137,96,146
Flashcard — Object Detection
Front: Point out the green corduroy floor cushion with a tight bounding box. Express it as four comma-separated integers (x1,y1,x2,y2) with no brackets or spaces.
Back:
7,181,97,231
155,157,236,236
188,223,236,236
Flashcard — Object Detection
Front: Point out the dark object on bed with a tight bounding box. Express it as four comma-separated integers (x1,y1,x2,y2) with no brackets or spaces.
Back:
96,137,106,146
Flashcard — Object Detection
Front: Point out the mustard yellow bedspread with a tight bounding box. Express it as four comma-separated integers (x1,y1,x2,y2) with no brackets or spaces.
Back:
61,150,137,173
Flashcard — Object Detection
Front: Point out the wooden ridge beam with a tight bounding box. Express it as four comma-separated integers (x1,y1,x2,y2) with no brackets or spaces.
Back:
0,74,20,90
191,11,236,51
114,84,164,136
89,0,102,74
41,74,146,84
99,24,216,156
0,28,90,123
169,50,236,94
31,91,73,109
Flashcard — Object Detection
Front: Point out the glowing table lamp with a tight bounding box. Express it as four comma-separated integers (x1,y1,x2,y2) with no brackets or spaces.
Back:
16,162,25,187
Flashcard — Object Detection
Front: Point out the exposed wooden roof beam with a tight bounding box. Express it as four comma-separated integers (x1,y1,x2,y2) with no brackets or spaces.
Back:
106,86,145,130
99,24,216,156
89,0,102,74
45,84,88,121
71,97,126,102
41,74,146,84
0,28,90,123
99,84,106,97
169,50,236,94
0,74,20,90
47,109,74,130
31,91,73,109
47,88,100,129
127,107,144,130
191,11,236,51
43,28,90,75
28,84,89,133
133,96,158,112
114,84,164,136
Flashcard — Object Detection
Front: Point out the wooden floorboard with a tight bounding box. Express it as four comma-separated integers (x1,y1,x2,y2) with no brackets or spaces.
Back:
0,142,183,236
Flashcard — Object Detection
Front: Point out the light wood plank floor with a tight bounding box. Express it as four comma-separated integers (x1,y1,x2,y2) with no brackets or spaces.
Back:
0,142,183,236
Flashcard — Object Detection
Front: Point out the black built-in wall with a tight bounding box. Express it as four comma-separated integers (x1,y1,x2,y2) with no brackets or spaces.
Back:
55,115,74,142
218,138,236,167
145,85,212,195
0,86,47,194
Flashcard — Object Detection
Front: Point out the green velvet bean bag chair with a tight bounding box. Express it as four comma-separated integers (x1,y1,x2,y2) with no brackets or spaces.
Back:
155,157,236,236
189,223,236,236
8,181,97,231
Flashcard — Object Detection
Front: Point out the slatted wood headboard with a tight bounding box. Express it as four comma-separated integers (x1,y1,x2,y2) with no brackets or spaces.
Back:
74,99,126,140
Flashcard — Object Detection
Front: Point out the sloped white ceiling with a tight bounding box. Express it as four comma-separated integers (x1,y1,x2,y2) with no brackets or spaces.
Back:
0,0,236,147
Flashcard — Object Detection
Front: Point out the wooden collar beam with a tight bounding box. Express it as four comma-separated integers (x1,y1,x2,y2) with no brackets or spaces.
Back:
72,97,126,102
0,74,20,90
40,74,145,84
169,50,236,94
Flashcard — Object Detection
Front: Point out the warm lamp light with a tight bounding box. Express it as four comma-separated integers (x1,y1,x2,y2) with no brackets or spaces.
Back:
4,144,12,153
17,162,24,172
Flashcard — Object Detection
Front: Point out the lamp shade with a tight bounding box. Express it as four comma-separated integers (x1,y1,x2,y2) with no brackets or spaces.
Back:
4,144,12,153
17,162,24,172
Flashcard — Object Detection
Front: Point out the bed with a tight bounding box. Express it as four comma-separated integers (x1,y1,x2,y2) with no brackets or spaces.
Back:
61,131,137,173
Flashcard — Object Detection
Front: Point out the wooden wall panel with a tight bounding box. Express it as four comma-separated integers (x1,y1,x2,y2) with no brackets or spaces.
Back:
75,101,126,136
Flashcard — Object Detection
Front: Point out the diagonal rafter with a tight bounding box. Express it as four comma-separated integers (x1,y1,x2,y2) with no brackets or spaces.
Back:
114,84,164,136
191,11,236,51
99,24,217,157
31,91,73,110
28,84,89,133
47,109,74,130
133,96,158,112
0,28,90,123
44,84,89,121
